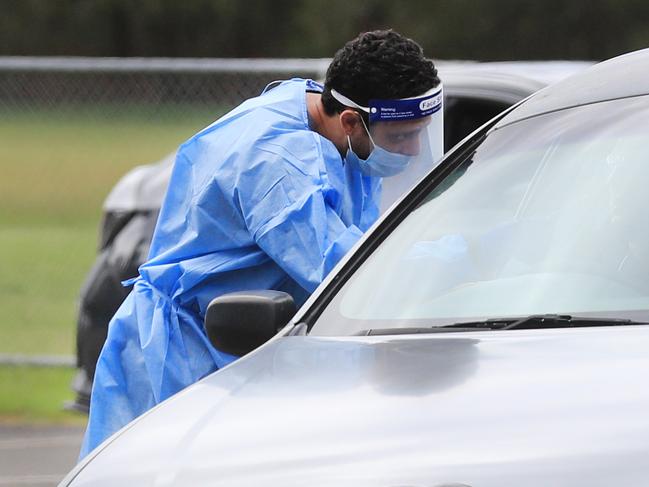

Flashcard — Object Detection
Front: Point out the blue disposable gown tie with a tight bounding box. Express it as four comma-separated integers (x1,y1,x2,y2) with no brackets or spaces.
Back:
80,79,381,458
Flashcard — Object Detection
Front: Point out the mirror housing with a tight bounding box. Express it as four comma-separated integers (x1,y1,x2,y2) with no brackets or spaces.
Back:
205,290,296,357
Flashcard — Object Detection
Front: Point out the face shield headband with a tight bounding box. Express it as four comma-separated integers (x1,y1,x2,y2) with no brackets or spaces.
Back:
330,86,442,124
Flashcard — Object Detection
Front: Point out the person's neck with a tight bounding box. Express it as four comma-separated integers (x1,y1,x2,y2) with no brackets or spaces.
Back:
306,93,347,157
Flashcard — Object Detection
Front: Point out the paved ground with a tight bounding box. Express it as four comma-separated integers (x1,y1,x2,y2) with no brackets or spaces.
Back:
0,424,84,486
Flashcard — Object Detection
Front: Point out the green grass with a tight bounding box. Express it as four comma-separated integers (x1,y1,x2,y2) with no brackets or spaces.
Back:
0,107,219,225
0,224,96,354
0,105,224,420
0,365,87,424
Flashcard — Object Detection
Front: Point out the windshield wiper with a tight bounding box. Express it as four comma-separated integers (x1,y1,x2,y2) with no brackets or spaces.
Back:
353,315,649,336
442,314,649,330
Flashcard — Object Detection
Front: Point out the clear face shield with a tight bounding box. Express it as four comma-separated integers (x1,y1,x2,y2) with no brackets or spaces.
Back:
331,85,444,213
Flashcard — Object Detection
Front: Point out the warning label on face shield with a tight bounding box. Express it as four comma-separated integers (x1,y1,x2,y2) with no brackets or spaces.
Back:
369,89,442,123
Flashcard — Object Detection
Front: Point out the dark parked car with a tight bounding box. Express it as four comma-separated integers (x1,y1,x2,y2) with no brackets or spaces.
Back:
62,48,649,486
69,61,591,411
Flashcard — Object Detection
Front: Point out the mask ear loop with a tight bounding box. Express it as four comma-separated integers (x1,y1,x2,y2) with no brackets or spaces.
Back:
357,114,377,152
344,111,373,157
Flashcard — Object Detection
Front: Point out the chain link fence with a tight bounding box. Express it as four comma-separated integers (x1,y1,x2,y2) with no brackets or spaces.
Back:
0,57,330,118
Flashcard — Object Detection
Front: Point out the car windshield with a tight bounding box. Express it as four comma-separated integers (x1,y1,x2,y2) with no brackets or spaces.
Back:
311,96,649,336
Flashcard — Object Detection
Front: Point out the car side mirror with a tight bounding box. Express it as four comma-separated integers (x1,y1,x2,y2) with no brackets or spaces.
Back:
205,290,296,357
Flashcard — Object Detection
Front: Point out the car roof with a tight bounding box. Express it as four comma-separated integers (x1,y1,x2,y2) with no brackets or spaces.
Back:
438,60,593,104
440,60,594,85
102,152,174,211
496,48,649,127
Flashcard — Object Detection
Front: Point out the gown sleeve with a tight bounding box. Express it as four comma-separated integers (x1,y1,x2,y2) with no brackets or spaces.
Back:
238,134,365,293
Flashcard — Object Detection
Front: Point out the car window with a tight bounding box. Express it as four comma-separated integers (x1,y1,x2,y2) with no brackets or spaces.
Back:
444,96,512,150
311,95,649,336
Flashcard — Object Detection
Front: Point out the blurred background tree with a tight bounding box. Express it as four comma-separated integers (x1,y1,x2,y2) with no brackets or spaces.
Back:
2,0,649,60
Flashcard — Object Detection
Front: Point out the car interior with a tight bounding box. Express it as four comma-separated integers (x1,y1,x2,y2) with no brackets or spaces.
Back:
443,96,511,150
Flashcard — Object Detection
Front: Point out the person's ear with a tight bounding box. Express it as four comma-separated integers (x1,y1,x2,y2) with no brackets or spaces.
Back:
339,109,363,136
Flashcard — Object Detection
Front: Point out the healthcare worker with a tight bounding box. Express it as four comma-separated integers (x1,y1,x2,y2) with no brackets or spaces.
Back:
80,29,442,458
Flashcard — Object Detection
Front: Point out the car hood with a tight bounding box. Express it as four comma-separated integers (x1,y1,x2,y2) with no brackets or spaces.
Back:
67,326,649,486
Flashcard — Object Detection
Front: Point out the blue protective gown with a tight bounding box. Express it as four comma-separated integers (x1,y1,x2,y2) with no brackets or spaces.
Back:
80,79,381,458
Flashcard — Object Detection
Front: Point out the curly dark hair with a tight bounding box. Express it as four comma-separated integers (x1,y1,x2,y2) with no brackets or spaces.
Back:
322,30,440,118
